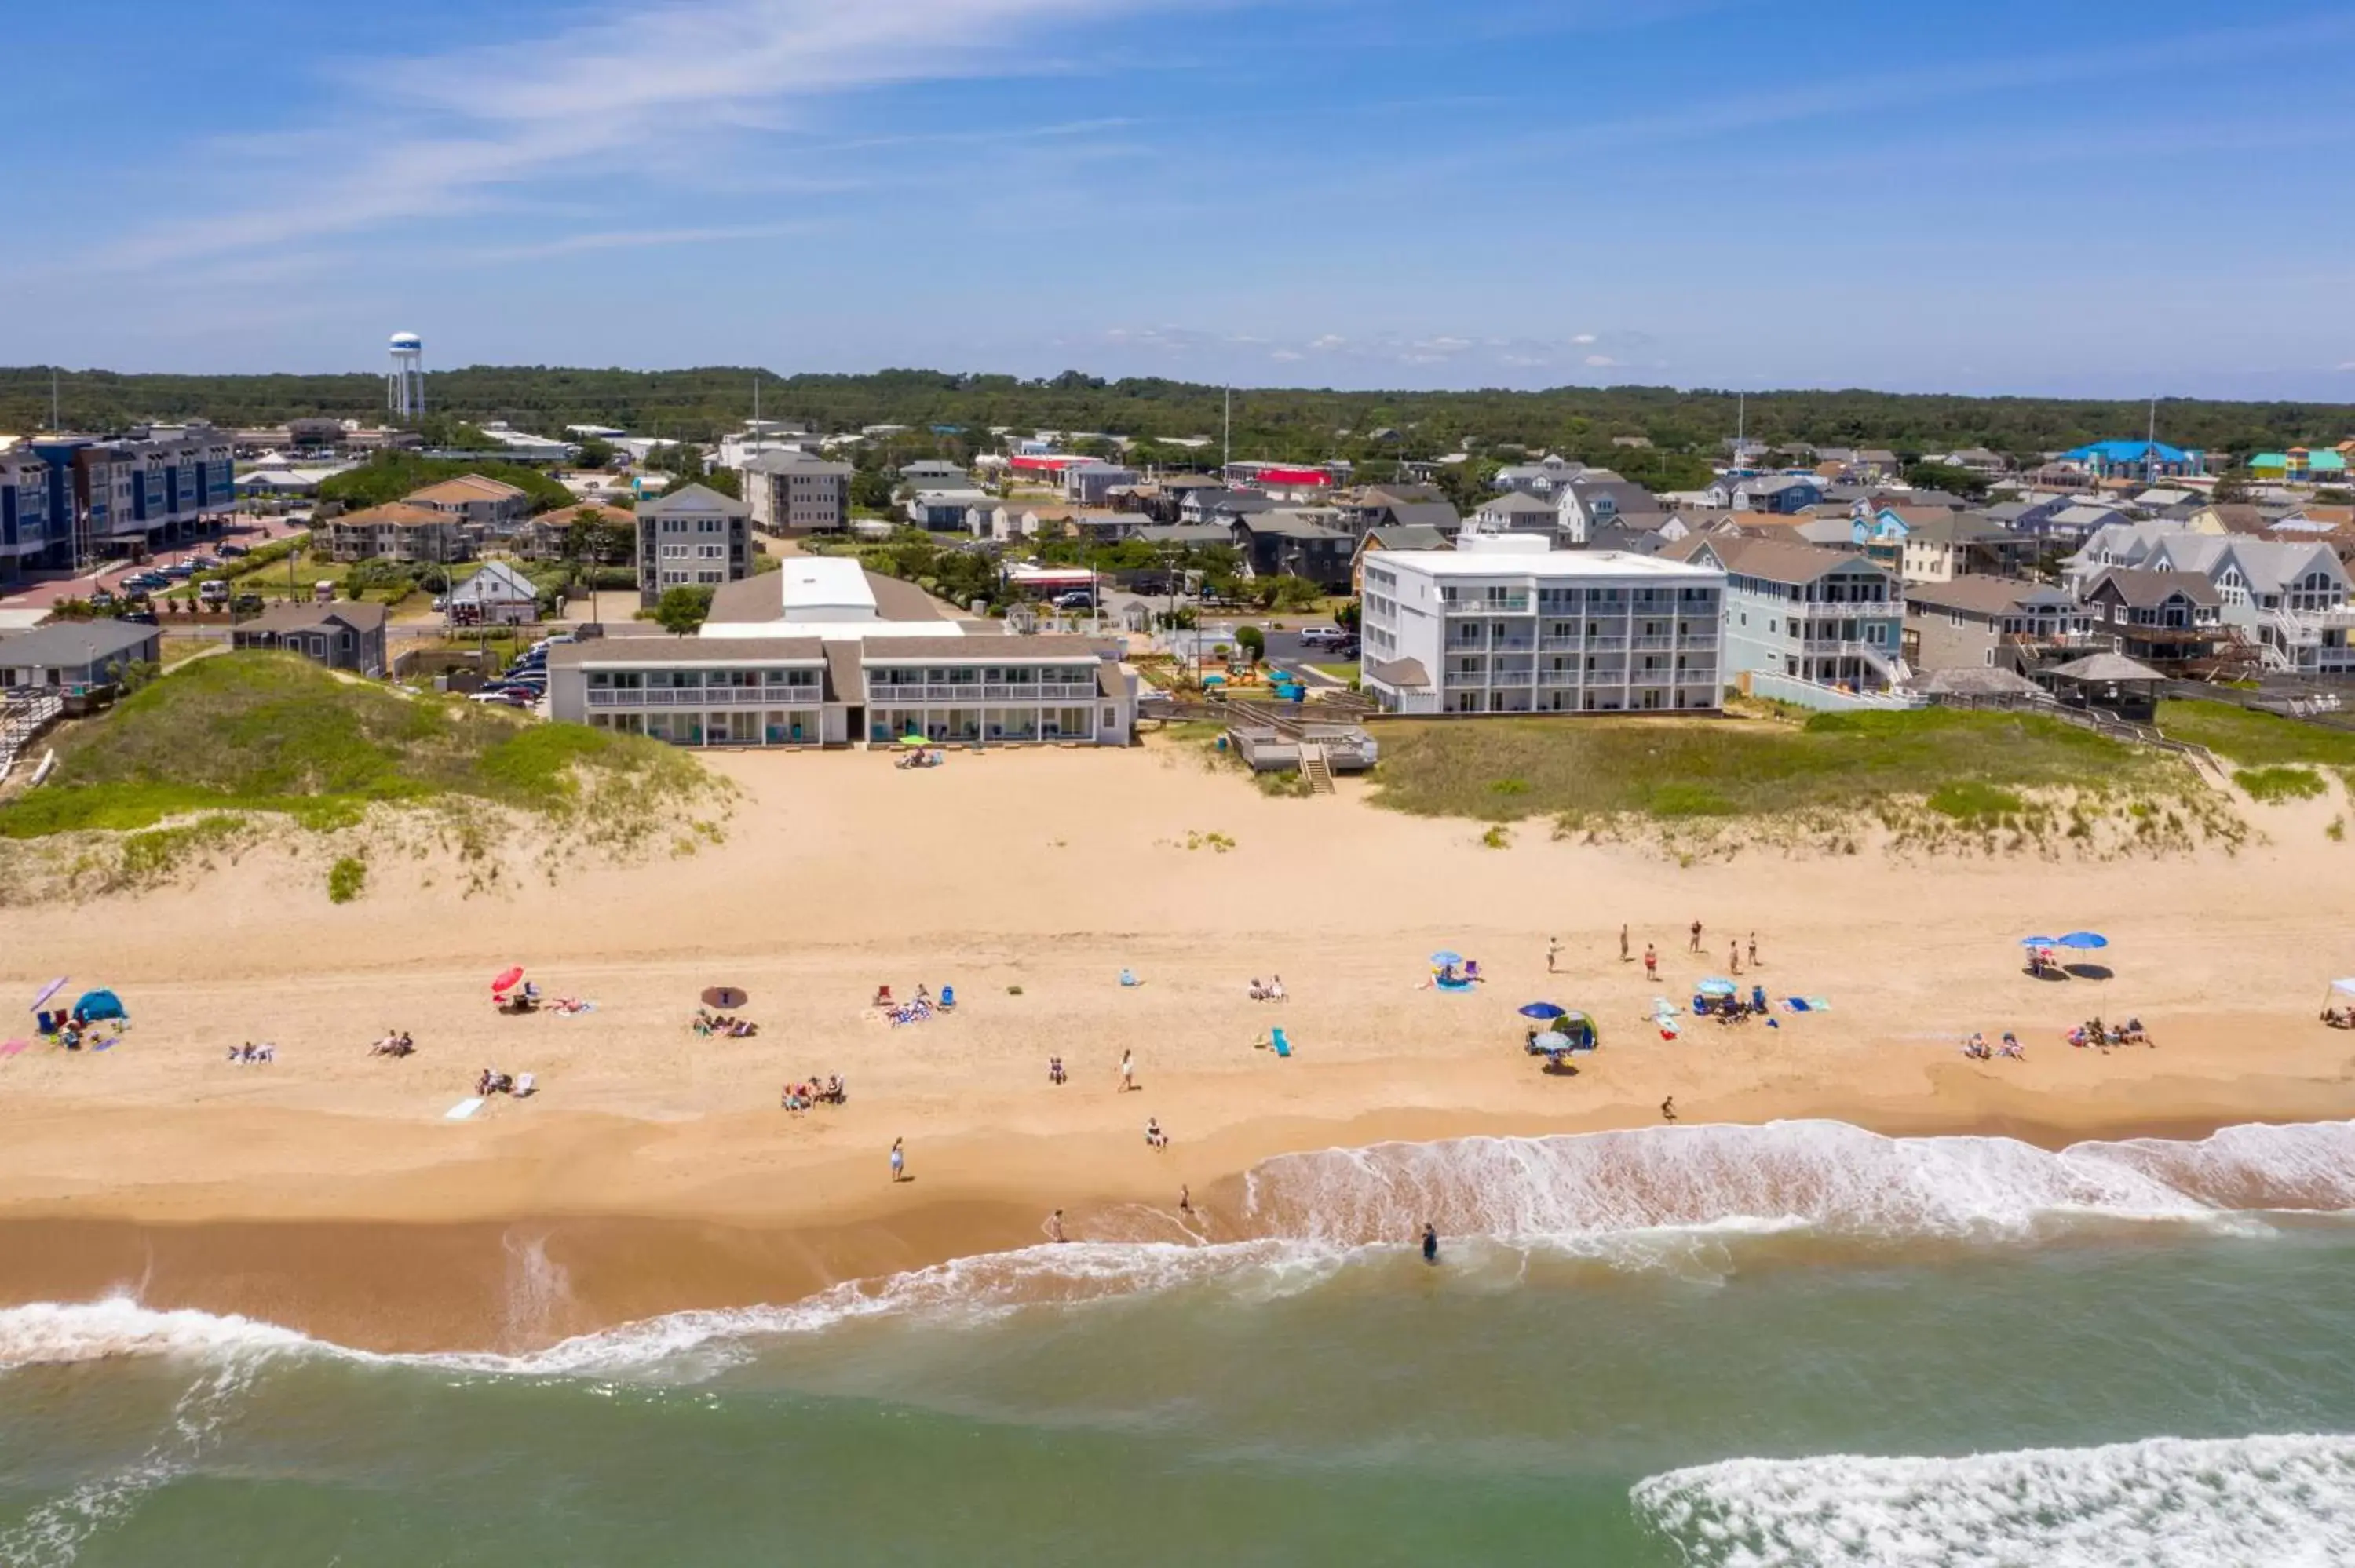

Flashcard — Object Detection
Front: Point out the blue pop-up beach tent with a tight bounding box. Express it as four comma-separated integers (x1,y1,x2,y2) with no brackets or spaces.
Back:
73,989,126,1022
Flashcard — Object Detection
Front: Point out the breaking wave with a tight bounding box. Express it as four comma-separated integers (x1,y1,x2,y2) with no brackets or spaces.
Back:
4,1119,2352,1377
1632,1432,2355,1567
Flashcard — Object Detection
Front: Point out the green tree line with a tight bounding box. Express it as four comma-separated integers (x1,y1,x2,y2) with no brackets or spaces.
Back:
5,364,2349,469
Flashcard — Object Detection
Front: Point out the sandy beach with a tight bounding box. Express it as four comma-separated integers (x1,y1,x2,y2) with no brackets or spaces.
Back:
4,738,2353,1352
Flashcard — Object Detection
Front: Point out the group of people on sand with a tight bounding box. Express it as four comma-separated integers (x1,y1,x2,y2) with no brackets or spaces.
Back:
782,1074,846,1113
1247,975,1287,1002
2068,1016,2149,1048
2324,1005,2355,1030
694,1009,758,1038
1961,1032,2026,1062
476,1067,527,1096
369,1030,415,1058
872,983,951,1026
226,1041,276,1064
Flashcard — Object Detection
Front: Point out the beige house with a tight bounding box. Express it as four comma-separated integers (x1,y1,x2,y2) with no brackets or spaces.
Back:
403,474,531,531
232,602,389,675
1903,576,2091,674
321,502,474,563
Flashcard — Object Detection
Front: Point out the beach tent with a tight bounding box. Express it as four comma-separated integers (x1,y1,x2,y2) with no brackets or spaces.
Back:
1527,1012,1598,1054
1696,978,1738,997
73,989,126,1022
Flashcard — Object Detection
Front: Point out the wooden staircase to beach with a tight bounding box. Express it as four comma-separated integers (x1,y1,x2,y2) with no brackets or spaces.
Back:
1298,741,1335,795
0,691,64,782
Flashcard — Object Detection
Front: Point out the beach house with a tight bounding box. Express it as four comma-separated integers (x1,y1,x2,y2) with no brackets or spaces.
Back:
0,620,162,690
231,601,390,675
637,483,751,604
1902,576,2092,674
1358,536,1725,715
2065,523,2355,673
1673,535,1905,692
2076,569,2227,667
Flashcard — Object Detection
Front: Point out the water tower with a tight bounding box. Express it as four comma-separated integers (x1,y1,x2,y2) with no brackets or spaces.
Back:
387,331,425,420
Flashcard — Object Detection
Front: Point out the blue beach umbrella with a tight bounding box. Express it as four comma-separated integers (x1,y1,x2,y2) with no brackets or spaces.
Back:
1429,950,1464,967
2018,935,2059,949
1519,1001,1568,1021
1696,978,1739,997
2057,932,2109,950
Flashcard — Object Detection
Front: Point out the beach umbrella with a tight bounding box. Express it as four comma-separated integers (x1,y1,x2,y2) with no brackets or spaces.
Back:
1429,950,1464,967
900,732,928,747
492,965,525,994
2017,936,2059,949
701,986,748,1009
2057,932,2109,950
1696,978,1739,997
30,977,66,1012
1530,1030,1572,1054
1518,1001,1567,1021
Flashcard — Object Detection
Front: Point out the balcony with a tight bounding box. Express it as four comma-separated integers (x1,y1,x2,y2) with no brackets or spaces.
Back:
1630,634,1674,651
589,685,820,708
1444,596,1532,614
869,681,1100,703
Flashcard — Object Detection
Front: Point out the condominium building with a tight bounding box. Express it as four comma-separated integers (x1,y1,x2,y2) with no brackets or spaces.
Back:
1674,535,1905,691
637,483,751,604
742,450,853,534
2,425,236,578
320,502,475,563
550,630,1131,749
1359,536,1725,714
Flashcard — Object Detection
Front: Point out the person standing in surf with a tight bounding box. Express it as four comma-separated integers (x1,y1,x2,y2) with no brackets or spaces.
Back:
1422,1223,1439,1264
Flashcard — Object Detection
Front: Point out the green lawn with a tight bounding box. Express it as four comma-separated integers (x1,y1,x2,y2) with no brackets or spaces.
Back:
2157,698,2355,769
1365,709,2194,823
0,652,717,838
1310,662,1360,681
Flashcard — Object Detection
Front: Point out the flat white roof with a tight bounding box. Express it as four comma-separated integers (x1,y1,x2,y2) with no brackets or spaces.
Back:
701,621,969,641
1370,549,1722,579
776,556,877,616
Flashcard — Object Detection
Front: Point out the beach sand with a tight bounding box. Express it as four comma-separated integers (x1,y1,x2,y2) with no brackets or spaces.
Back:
3,740,2353,1351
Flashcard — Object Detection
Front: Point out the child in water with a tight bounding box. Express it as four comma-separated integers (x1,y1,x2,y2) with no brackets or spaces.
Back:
1422,1223,1439,1264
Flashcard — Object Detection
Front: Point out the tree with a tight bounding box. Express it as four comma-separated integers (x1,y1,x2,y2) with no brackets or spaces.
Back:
2211,468,2254,505
849,469,895,513
1900,461,1991,501
575,439,615,469
1235,625,1265,665
654,585,714,636
697,468,742,501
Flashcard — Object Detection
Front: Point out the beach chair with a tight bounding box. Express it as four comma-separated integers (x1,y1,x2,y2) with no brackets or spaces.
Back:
1270,1027,1292,1058
35,1011,57,1036
1119,968,1140,987
939,985,956,1011
513,1073,536,1098
1751,985,1768,1015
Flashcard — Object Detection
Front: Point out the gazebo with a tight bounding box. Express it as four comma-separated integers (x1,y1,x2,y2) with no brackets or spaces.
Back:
2041,651,2167,724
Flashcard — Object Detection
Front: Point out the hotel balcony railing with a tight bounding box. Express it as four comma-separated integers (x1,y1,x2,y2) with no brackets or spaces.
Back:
1630,634,1675,651
1444,596,1532,614
588,686,820,707
867,682,1100,702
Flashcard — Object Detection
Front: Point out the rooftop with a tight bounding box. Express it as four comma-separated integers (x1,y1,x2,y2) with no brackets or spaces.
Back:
1371,549,1722,580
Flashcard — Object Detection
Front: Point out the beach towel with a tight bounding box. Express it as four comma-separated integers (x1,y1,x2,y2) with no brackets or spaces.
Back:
1806,997,1831,1012
445,1097,486,1121
1271,1028,1292,1059
0,1041,26,1059
91,1038,116,1052
1784,997,1811,1012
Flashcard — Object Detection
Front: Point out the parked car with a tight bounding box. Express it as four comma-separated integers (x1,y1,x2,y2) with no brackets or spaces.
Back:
121,573,170,593
1297,625,1348,649
232,593,265,615
1052,591,1097,611
199,580,231,605
216,542,250,557
160,562,197,580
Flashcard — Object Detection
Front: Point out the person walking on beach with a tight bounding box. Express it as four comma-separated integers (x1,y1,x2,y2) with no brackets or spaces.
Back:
889,1137,906,1183
1619,924,1630,963
1689,920,1703,955
1660,1096,1678,1123
1644,943,1658,981
1546,936,1561,974
1179,1184,1192,1215
1747,932,1759,968
1119,1049,1136,1093
1729,940,1741,976
1045,1209,1068,1244
1421,1223,1439,1264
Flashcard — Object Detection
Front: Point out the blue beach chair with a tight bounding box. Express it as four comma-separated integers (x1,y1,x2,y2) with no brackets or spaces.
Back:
1270,1027,1292,1058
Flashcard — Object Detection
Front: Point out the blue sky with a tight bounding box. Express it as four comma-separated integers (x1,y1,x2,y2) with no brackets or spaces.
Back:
8,0,2353,396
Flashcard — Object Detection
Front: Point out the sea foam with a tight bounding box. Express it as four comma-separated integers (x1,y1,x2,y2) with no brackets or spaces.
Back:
1632,1432,2355,1567
5,1120,2353,1375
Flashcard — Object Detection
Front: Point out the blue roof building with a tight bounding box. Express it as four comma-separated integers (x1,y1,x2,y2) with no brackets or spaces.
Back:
2064,440,2206,480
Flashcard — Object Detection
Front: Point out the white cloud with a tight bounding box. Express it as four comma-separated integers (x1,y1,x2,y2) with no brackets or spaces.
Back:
1572,333,1598,345
110,0,1174,269
1269,349,1305,361
2339,360,2355,372
1309,334,1349,351
1584,354,1620,367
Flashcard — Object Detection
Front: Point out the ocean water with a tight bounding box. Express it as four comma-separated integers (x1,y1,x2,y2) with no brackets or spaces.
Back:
7,1119,2355,1566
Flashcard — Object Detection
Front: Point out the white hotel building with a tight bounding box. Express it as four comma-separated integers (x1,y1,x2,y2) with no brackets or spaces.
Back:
1360,537,1726,714
550,556,1136,748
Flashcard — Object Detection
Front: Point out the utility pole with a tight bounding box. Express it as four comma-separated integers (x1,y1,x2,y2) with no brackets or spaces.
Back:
1223,386,1232,476
49,368,60,432
2145,396,2158,488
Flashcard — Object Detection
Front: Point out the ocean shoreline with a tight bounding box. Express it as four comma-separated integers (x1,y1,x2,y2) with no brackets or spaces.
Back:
5,1087,2350,1358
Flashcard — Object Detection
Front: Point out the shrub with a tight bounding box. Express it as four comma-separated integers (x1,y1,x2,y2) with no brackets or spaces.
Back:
2235,765,2327,804
327,855,368,903
1926,781,2027,822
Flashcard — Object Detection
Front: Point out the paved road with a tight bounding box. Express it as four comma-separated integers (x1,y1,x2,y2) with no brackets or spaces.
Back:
0,514,307,608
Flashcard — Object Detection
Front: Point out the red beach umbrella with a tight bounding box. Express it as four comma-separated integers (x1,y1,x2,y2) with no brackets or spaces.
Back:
492,965,525,994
